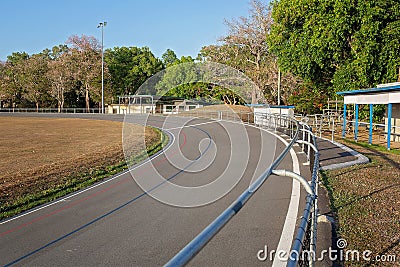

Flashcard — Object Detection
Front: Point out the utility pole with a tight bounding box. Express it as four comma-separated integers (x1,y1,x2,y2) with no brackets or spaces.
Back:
97,21,107,113
277,68,281,106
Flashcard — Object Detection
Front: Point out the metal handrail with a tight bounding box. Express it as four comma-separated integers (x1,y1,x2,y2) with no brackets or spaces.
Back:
288,124,319,267
165,112,320,267
165,113,300,267
2,107,319,266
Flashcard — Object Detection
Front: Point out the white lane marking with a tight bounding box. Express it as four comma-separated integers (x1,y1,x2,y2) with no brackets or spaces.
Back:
1,118,219,225
0,128,175,225
223,121,301,267
272,139,301,267
164,120,221,131
2,114,304,264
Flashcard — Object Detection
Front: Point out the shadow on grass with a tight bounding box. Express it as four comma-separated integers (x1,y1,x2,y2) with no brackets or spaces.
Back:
320,141,400,267
337,183,400,211
363,238,400,267
343,139,400,170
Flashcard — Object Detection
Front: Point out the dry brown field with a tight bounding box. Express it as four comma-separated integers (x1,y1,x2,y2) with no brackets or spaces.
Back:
0,117,161,219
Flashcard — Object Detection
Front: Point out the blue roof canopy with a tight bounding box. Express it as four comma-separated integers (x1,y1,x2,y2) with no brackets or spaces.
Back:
337,84,400,96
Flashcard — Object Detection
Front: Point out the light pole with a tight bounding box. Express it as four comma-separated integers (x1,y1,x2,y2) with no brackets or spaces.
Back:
97,21,107,113
277,68,281,106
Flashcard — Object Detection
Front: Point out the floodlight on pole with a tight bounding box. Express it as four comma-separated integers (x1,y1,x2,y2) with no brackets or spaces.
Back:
97,21,107,113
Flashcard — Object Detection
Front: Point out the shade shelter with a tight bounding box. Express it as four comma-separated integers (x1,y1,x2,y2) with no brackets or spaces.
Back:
337,82,400,150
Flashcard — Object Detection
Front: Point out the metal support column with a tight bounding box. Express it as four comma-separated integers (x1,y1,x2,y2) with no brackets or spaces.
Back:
387,103,392,150
355,104,359,141
369,104,373,145
342,104,347,138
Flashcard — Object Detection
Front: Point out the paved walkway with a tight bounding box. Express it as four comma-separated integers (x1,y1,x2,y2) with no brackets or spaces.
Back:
317,137,369,170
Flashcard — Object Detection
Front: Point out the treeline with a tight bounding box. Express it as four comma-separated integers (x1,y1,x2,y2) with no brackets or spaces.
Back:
0,35,165,111
1,0,399,113
268,0,400,113
199,0,400,113
0,36,241,111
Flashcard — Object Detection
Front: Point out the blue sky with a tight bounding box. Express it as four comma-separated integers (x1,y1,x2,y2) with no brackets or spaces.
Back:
0,0,255,61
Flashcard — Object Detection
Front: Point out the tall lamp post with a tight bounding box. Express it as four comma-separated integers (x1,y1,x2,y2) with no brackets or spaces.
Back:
97,21,107,114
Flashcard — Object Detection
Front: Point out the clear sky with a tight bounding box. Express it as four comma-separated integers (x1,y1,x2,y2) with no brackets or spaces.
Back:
0,0,254,61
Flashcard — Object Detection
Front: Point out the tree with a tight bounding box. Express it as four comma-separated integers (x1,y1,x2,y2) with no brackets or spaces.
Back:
268,0,400,95
199,0,300,105
46,46,75,112
155,57,245,104
0,62,9,108
21,53,51,111
67,35,103,111
104,46,163,97
42,44,69,60
161,49,179,67
156,56,198,96
0,52,29,107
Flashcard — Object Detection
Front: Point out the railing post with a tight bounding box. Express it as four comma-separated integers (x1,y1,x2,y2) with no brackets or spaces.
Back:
307,130,311,161
302,124,306,150
272,170,314,195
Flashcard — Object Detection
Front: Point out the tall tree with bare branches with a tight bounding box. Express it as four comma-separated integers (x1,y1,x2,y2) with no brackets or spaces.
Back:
67,35,103,111
21,53,51,111
46,45,74,112
199,0,300,105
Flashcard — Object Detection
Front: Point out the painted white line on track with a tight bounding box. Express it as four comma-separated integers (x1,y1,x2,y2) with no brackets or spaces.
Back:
1,118,223,225
164,120,221,131
272,138,301,267
0,128,175,225
2,115,304,266
213,120,301,266
230,121,301,267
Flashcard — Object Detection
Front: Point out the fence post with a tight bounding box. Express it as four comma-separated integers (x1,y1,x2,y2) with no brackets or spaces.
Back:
308,130,311,161
302,124,306,150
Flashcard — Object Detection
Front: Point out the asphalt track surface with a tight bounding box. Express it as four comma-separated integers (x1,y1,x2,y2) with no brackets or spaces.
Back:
0,113,310,266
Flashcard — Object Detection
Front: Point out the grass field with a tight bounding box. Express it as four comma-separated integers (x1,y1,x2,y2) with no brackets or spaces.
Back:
322,140,400,266
0,117,165,220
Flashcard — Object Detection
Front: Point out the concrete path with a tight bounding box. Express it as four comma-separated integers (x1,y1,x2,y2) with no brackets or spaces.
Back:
317,137,369,170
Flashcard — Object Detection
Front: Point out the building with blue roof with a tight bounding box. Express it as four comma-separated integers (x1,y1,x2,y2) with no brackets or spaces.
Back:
337,82,400,150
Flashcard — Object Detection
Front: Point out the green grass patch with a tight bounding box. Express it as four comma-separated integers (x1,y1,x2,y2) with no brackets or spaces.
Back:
320,141,400,266
342,138,400,155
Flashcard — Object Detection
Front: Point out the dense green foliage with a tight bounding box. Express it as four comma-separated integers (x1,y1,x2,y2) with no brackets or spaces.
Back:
104,47,163,97
0,41,166,110
155,56,244,104
1,0,399,115
161,49,179,67
269,0,400,94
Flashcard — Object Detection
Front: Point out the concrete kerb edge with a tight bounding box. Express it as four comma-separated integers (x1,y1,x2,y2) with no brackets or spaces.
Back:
318,137,370,171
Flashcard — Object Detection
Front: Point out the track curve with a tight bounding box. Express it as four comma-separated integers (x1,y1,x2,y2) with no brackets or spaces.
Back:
0,113,309,266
